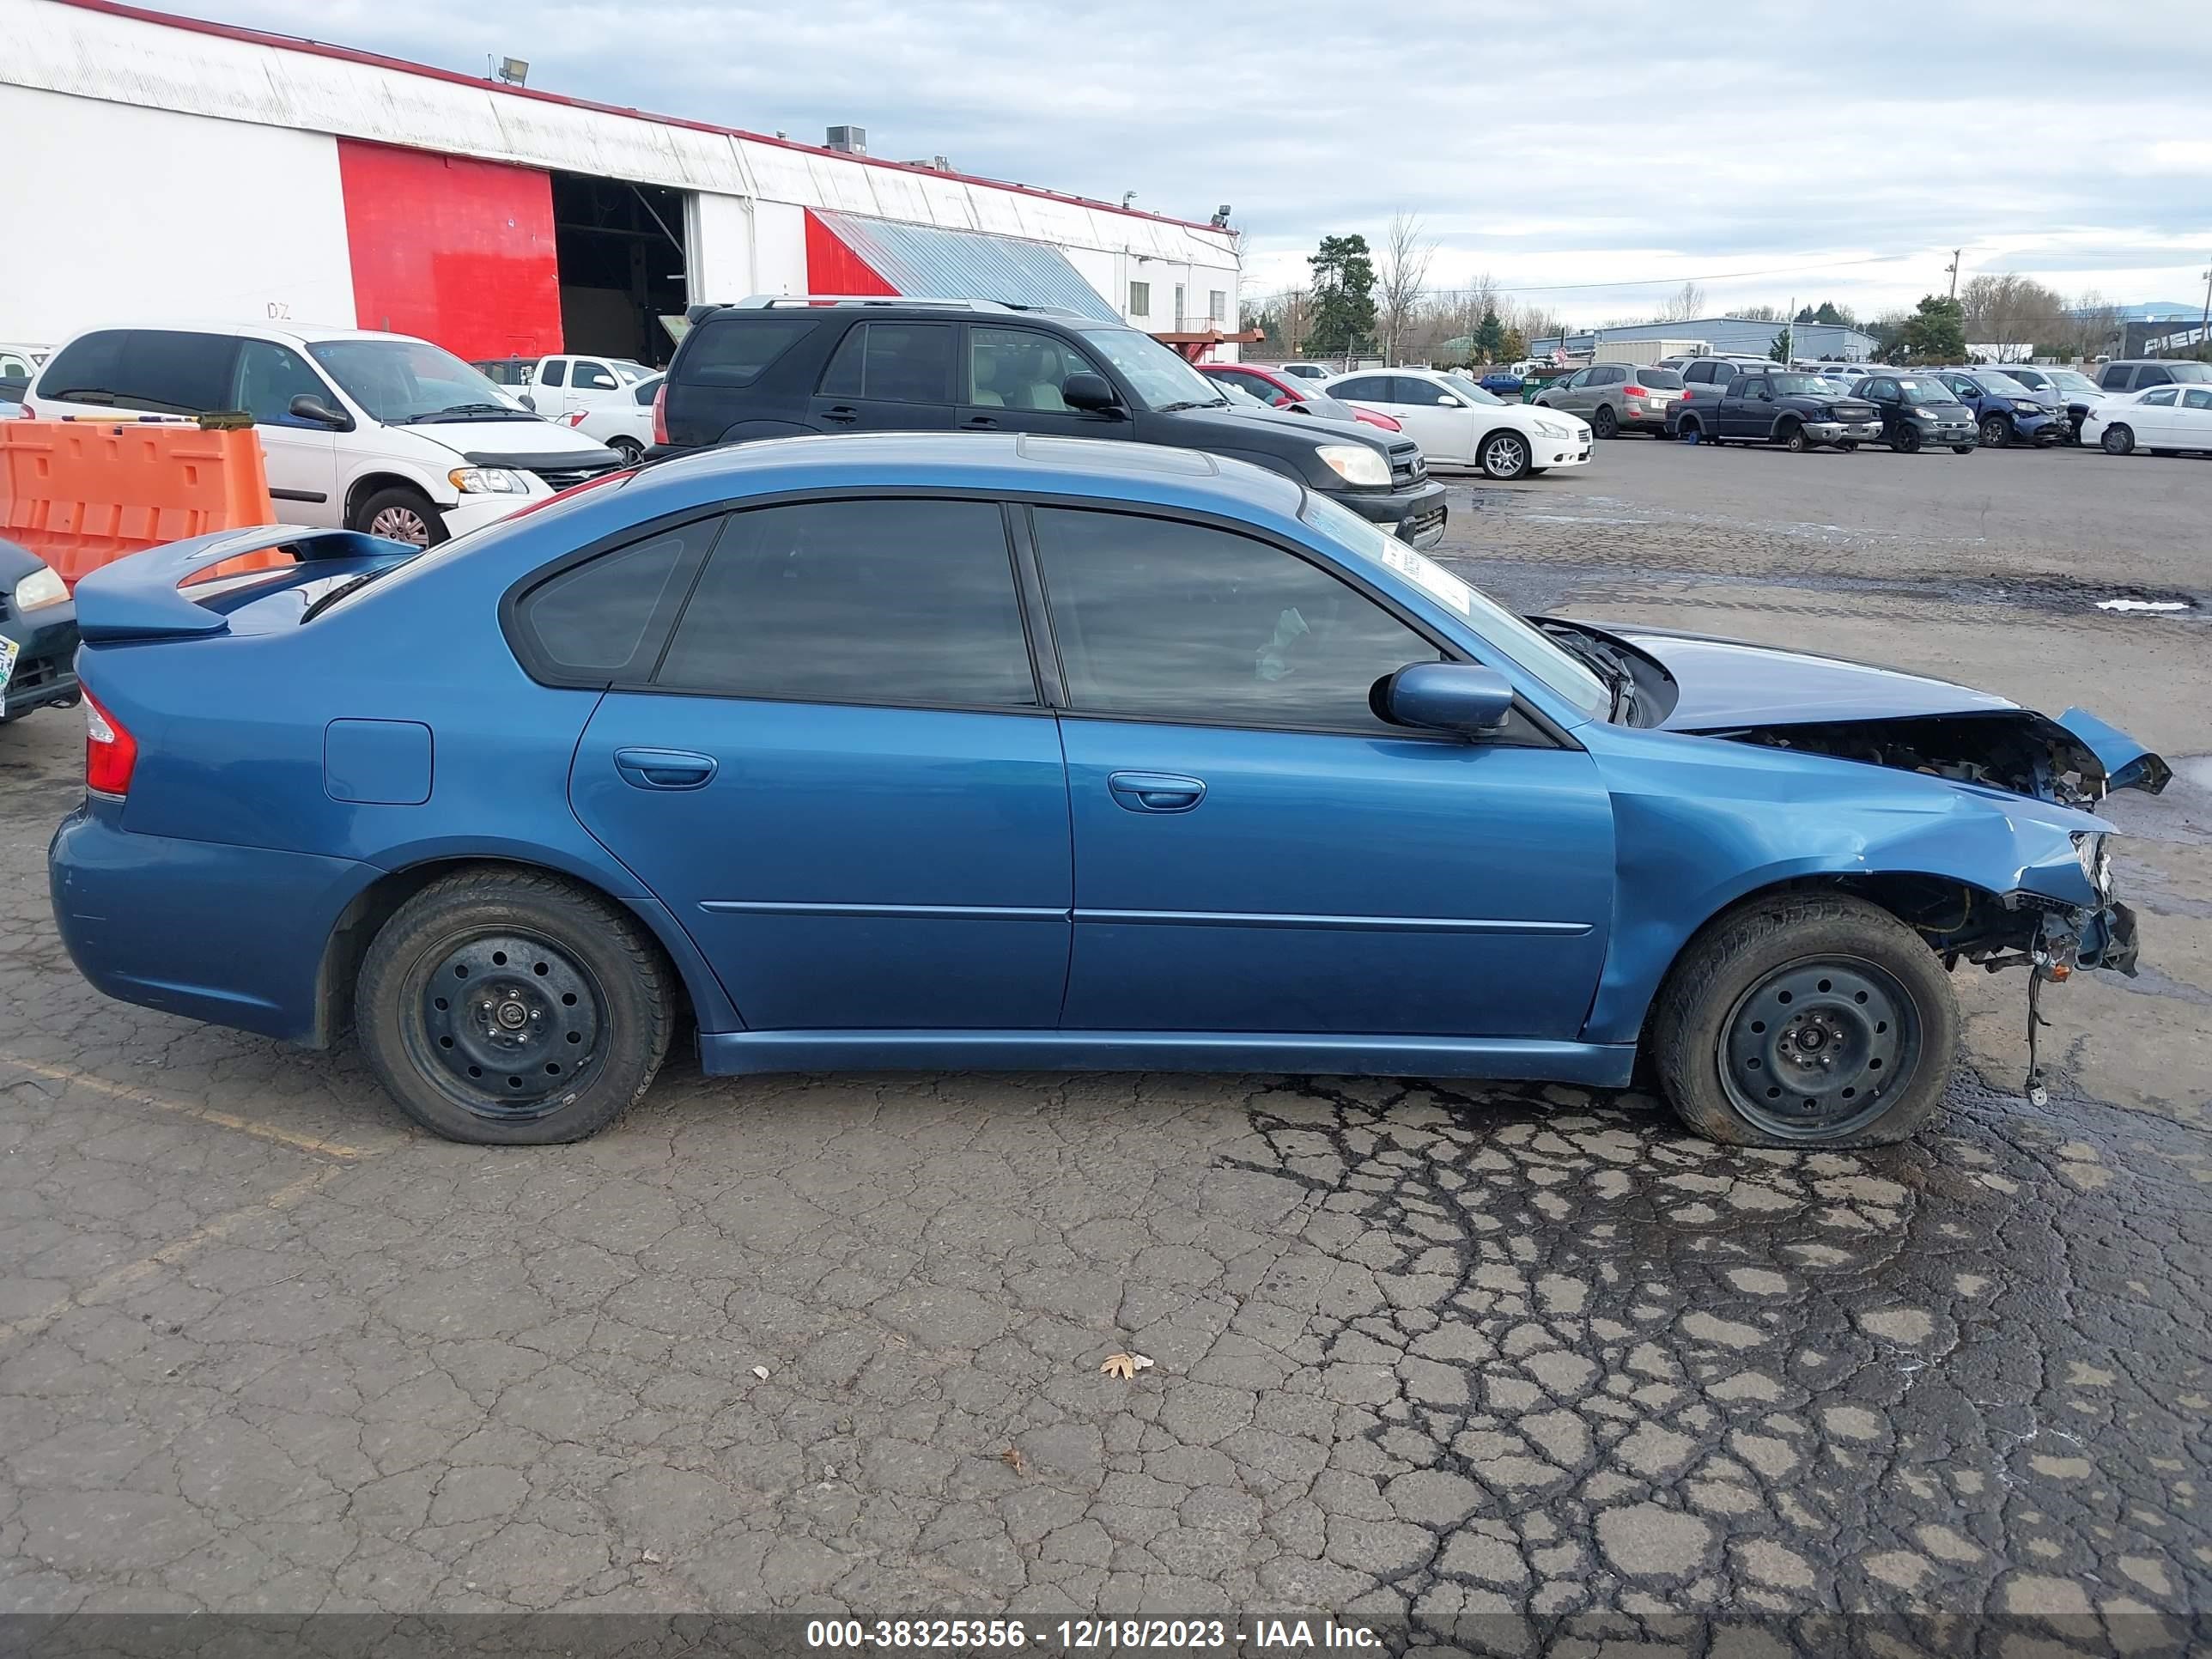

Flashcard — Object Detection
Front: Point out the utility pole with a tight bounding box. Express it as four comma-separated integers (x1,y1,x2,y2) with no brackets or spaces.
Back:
1946,249,1962,301
2199,265,2210,349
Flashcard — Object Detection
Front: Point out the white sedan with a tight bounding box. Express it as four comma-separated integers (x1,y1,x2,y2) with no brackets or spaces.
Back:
1321,368,1592,479
555,372,660,464
2081,384,2212,457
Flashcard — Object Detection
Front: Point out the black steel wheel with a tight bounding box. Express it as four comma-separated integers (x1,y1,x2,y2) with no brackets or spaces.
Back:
1592,404,1619,439
356,868,673,1145
1979,414,2012,448
1654,893,1956,1148
1717,957,1921,1141
1893,424,1922,453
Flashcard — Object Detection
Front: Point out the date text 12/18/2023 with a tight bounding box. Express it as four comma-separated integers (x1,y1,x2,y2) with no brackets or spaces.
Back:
804,1619,1384,1650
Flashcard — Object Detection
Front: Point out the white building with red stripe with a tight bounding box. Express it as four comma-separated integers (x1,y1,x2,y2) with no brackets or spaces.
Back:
3,0,1244,365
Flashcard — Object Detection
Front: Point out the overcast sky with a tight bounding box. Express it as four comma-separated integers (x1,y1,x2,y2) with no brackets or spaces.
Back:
161,0,2212,323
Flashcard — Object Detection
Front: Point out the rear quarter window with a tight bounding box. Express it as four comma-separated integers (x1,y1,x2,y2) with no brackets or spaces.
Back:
40,329,240,415
681,319,823,387
510,517,724,683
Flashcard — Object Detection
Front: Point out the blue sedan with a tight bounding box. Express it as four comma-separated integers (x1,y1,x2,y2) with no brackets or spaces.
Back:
51,434,2163,1147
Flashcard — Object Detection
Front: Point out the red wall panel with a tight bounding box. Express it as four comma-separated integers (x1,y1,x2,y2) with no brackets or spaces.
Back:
805,209,898,296
337,139,563,360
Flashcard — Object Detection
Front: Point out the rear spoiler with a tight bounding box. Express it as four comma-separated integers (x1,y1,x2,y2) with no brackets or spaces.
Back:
74,526,413,642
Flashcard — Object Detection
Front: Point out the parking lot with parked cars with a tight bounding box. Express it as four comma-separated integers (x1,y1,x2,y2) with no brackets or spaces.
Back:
3,420,2204,1632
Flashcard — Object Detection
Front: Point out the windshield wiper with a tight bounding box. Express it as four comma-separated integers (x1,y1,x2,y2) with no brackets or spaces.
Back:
300,568,396,623
1542,623,1638,722
414,403,532,422
1156,398,1228,413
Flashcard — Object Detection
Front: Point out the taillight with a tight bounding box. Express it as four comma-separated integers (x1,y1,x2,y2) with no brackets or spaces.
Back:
1680,388,1694,401
563,410,587,427
1624,385,1647,398
83,690,138,797
651,380,668,447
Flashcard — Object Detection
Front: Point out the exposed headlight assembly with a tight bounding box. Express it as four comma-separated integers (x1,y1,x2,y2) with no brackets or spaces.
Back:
449,466,531,495
1315,445,1392,488
2074,831,2112,897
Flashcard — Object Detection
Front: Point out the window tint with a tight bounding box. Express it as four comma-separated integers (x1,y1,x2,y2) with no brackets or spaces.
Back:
1395,376,1449,403
1032,508,1437,733
969,327,1096,411
657,500,1034,707
233,340,333,426
634,376,663,407
1594,367,1626,385
540,359,567,387
685,318,821,387
1332,376,1391,401
2137,366,2172,387
40,329,236,414
815,324,956,404
2100,365,2129,390
517,518,720,678
573,362,618,392
1638,368,1684,388
2142,387,2178,405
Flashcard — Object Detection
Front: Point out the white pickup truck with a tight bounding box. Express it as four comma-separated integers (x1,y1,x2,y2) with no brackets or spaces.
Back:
471,353,658,419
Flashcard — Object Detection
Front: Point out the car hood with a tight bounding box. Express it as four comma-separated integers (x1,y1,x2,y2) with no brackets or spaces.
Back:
1166,401,1394,453
1565,620,2171,802
401,419,618,463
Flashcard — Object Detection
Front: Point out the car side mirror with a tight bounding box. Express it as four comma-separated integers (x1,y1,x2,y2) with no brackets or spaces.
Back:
288,393,349,428
1062,372,1121,413
1436,394,1461,406
1376,661,1515,736
519,392,537,412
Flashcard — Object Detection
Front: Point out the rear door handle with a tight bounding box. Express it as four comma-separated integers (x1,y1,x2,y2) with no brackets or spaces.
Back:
962,415,1000,429
613,747,718,791
821,405,860,426
1108,771,1206,813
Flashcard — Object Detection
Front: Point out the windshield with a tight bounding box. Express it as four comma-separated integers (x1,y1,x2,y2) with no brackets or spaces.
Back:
310,339,534,424
2163,362,2212,383
2047,369,2100,396
1768,374,1844,395
1214,376,1272,407
1299,493,1610,720
611,361,651,383
1896,380,1958,405
1441,373,1508,407
1077,326,1224,410
1974,370,2032,392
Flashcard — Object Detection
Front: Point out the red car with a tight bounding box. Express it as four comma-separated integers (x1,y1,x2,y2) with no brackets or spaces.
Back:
1199,362,1403,432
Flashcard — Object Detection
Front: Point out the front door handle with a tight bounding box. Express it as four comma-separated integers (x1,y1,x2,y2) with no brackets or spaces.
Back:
1108,771,1206,813
961,414,1000,429
613,747,718,791
821,405,860,426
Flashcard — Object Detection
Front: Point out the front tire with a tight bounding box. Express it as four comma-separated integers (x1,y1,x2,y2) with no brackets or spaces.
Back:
1779,422,1807,453
1893,425,1922,453
1979,415,2012,448
355,868,674,1146
351,484,447,548
1654,894,1957,1149
2102,423,2134,456
1837,441,1859,452
1952,445,1977,455
1591,405,1619,439
1480,430,1532,479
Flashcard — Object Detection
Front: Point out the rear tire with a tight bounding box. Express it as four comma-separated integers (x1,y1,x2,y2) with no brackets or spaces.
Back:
1592,405,1619,439
1952,445,1977,455
1653,894,1957,1149
2102,423,2135,456
355,868,674,1146
351,485,447,548
608,435,645,465
1678,418,1703,444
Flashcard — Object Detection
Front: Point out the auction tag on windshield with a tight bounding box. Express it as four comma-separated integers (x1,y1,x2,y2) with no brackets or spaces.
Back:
1375,541,1474,617
0,636,17,701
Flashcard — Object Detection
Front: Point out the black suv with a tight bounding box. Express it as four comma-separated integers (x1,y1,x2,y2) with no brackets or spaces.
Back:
657,298,1448,546
1674,369,1882,451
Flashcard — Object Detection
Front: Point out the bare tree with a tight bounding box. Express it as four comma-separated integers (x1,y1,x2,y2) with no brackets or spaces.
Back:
1653,280,1707,323
2068,289,2120,362
1734,302,1785,323
1261,285,1315,356
1375,212,1438,364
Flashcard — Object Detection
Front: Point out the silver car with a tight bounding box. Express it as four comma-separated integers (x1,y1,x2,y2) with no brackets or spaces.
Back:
1533,363,1685,438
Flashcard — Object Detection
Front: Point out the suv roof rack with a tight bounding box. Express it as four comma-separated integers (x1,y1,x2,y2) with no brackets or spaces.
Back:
713,295,1097,320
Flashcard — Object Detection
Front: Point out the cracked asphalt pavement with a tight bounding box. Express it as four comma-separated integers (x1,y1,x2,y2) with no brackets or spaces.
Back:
0,437,2206,1645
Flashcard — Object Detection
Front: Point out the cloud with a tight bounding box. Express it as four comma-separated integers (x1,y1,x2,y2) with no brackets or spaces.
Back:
153,0,2212,314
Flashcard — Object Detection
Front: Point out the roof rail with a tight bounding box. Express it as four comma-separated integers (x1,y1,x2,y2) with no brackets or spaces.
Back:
720,295,1097,319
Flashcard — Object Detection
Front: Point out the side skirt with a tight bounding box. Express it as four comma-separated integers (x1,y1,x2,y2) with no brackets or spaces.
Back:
697,1030,1638,1087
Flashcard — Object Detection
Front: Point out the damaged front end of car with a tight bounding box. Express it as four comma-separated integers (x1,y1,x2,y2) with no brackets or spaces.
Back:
1710,708,2163,1105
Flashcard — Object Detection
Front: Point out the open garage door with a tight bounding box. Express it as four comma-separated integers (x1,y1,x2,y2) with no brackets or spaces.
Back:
552,172,690,368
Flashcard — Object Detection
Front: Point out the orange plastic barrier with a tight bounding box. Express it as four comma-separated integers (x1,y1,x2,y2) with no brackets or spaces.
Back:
0,419,281,586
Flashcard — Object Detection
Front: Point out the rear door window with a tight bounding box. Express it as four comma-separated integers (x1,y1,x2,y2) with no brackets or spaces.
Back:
1330,375,1394,402
655,499,1036,708
2141,388,2179,405
40,328,239,414
539,359,568,387
2136,365,2172,388
817,324,958,404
